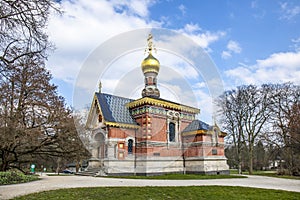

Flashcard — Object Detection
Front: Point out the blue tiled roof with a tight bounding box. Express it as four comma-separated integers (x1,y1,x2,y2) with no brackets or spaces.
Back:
182,120,212,133
95,93,137,125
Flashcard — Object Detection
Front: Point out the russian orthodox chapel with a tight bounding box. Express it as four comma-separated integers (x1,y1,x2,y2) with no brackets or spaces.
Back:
85,34,229,176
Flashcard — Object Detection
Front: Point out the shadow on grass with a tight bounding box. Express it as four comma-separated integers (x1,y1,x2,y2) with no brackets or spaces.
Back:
102,173,246,180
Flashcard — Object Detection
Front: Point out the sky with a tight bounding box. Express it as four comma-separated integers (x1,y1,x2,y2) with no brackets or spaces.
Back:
46,0,300,123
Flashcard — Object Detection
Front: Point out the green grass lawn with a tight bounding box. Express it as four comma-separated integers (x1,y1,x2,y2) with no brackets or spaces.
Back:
255,173,300,180
13,186,300,200
230,169,300,180
106,173,246,179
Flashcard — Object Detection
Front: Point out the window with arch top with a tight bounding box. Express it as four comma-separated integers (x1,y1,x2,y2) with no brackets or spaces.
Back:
169,122,176,142
128,139,133,154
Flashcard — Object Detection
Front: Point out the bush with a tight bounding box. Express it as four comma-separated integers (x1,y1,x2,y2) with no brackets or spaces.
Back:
277,169,290,176
0,171,39,185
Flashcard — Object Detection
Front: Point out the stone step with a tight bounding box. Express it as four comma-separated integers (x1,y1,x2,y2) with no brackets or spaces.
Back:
75,168,108,177
75,168,100,176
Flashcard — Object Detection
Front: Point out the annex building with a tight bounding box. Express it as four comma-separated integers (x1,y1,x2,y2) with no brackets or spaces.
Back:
85,34,229,176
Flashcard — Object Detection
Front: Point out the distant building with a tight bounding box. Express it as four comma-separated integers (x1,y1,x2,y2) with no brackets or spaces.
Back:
85,34,229,176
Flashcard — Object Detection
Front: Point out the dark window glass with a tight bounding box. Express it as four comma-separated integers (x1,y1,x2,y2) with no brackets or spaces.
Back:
169,122,175,142
212,149,218,155
128,139,133,154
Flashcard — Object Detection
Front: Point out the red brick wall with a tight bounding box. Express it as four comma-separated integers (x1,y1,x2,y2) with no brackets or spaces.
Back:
182,134,226,157
108,127,135,138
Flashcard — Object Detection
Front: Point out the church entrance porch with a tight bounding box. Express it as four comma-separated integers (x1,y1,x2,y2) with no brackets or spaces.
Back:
88,132,106,169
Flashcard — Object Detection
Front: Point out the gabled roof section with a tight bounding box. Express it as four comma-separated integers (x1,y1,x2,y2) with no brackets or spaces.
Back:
95,92,137,126
182,120,227,137
182,120,212,133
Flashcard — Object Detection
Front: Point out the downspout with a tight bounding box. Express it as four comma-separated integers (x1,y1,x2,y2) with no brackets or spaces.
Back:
134,127,137,175
178,115,185,174
166,117,169,149
181,134,186,174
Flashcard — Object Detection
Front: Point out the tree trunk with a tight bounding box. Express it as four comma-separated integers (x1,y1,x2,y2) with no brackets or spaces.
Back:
249,144,253,175
76,160,80,173
1,151,10,171
238,153,242,174
56,157,61,174
236,144,242,174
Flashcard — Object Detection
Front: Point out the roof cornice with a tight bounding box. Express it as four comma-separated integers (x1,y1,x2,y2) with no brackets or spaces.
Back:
126,97,200,114
182,130,207,136
105,122,140,129
182,130,227,137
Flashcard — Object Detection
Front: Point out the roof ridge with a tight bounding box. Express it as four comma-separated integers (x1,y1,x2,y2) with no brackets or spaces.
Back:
182,119,212,133
96,92,135,101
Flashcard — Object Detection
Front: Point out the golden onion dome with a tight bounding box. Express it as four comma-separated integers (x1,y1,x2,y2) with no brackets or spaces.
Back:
141,53,160,74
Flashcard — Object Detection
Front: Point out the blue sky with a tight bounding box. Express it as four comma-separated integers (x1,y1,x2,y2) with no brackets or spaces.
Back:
47,0,300,123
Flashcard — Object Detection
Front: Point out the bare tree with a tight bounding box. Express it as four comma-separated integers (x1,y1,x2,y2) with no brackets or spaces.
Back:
51,113,91,173
219,83,300,175
0,1,91,172
240,85,272,174
0,55,90,171
0,53,62,171
253,140,267,170
217,85,272,174
217,89,246,174
263,83,300,175
0,0,59,68
289,103,300,175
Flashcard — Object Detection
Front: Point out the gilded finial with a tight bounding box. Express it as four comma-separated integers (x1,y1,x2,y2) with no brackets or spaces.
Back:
145,33,156,55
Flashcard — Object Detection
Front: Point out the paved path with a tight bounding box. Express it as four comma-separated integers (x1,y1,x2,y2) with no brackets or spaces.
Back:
0,174,300,199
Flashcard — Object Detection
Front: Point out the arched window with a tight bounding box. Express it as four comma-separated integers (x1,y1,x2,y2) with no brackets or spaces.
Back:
128,139,133,154
169,122,176,142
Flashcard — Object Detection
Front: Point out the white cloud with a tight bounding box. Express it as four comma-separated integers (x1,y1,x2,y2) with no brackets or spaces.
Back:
183,23,201,33
190,31,226,50
178,4,186,15
291,36,300,51
292,37,300,43
279,2,300,20
221,51,231,59
178,23,226,50
225,66,255,85
193,81,206,89
192,88,215,123
47,0,226,121
221,40,242,59
257,51,300,69
250,1,266,19
122,0,152,18
227,40,242,53
225,51,300,85
47,1,224,87
47,0,156,84
158,52,199,80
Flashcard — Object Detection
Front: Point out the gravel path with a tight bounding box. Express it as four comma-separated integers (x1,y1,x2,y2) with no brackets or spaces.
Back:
0,174,299,199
